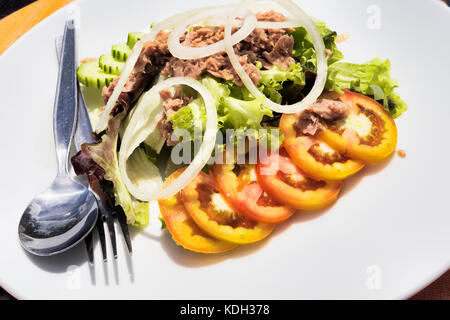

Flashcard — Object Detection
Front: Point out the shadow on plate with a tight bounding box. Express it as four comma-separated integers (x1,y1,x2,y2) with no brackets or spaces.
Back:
23,220,135,287
137,228,273,268
23,242,88,274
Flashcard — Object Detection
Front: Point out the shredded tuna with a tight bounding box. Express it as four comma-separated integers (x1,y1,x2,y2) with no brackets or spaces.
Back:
157,87,193,146
162,11,296,86
296,99,349,136
296,110,321,136
101,11,300,144
103,11,297,110
310,99,349,121
262,35,295,71
256,10,286,22
102,31,171,111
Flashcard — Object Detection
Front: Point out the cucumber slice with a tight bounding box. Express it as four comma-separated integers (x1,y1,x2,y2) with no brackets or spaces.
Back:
127,32,145,48
77,61,116,89
111,43,131,61
99,54,125,75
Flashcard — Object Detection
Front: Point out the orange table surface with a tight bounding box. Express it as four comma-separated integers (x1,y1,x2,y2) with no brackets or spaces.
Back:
0,0,73,55
0,0,448,300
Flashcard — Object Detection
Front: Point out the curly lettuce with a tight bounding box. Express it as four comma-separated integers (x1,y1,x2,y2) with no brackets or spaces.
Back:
169,76,272,134
326,58,407,118
258,63,306,104
289,22,406,118
290,22,344,72
256,22,342,104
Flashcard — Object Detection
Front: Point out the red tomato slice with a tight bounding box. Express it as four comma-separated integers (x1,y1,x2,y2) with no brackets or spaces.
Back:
257,150,343,211
212,159,296,224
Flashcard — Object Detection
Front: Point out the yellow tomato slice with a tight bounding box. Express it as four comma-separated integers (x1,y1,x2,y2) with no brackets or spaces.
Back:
257,150,343,210
182,171,275,244
318,90,398,163
280,113,365,181
158,169,238,254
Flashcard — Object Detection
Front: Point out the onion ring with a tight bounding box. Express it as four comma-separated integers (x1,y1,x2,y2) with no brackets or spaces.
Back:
119,77,218,201
95,7,219,133
224,0,327,114
202,16,300,29
167,6,257,60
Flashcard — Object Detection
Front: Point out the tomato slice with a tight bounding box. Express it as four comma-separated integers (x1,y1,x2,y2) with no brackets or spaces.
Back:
158,169,238,253
212,160,296,224
318,90,398,163
257,150,343,210
182,171,275,244
280,113,365,181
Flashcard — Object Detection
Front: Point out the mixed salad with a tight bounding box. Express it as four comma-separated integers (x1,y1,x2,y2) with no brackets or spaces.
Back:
73,0,407,253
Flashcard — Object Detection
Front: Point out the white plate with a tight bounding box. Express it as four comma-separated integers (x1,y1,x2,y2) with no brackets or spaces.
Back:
0,0,449,300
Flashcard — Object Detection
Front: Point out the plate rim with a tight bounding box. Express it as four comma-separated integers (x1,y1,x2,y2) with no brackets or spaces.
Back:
1,0,449,300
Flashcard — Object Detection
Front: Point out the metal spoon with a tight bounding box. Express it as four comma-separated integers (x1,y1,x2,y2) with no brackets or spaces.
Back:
18,19,98,256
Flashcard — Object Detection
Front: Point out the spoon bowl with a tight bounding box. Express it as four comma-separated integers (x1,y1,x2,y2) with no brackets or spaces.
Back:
18,176,98,256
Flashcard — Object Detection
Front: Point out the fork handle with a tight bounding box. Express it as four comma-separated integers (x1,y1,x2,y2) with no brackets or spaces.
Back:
53,19,77,176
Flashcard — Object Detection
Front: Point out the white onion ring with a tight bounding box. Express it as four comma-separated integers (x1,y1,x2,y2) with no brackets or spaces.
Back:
168,6,257,60
203,16,299,29
256,21,299,29
95,7,218,133
119,77,218,201
224,0,328,114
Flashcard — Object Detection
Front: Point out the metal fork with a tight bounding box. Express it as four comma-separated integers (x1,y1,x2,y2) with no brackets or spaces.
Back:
55,36,132,263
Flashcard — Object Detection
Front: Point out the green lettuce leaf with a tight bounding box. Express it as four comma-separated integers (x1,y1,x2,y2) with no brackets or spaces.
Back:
220,96,271,129
201,76,231,101
169,76,273,133
81,113,145,226
326,58,407,118
290,22,344,72
168,97,208,138
141,143,158,164
133,201,150,228
168,76,281,149
258,63,306,104
202,76,274,128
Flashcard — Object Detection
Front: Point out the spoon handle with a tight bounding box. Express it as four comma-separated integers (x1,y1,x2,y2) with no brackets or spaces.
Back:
53,19,77,176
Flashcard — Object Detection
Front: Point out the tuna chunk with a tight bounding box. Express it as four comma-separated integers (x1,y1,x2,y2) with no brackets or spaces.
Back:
296,99,349,136
310,99,349,121
296,110,321,136
256,10,286,22
157,87,193,146
262,35,295,71
102,31,171,111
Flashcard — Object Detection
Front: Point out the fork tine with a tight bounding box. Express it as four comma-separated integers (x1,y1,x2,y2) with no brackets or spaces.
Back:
96,211,107,262
84,231,94,264
116,207,132,254
103,207,118,259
